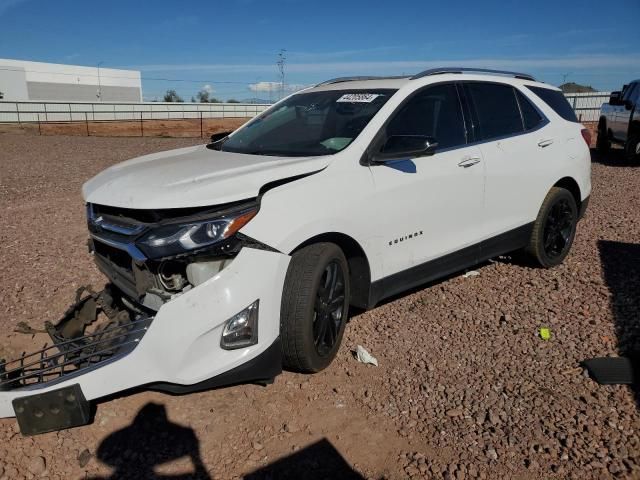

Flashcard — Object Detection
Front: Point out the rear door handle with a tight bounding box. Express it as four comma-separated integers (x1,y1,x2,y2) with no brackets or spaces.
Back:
538,138,554,148
458,156,481,168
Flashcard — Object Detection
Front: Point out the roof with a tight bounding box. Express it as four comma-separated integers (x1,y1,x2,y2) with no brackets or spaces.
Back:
306,67,543,93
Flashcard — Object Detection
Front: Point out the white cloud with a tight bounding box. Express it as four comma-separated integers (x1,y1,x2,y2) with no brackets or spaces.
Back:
248,81,308,93
202,84,214,93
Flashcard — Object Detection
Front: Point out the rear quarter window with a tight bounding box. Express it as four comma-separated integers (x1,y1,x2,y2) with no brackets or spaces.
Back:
525,86,579,123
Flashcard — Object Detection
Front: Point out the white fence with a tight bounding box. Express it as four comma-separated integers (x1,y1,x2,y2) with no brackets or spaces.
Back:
0,93,610,125
563,92,611,122
0,100,270,123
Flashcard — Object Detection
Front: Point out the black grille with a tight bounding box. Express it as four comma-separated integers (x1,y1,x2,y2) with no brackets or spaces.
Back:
0,317,151,391
93,241,133,272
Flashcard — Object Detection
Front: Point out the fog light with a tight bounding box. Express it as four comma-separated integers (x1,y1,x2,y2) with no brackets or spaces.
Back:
220,300,259,350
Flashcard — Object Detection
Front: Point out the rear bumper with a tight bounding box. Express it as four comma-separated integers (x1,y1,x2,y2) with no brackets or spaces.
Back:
0,247,289,420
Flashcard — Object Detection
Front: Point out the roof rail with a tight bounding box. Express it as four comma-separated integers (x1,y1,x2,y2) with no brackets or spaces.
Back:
410,67,536,82
316,75,409,87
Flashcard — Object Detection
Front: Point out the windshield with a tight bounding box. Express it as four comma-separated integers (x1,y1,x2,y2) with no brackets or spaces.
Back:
220,89,396,157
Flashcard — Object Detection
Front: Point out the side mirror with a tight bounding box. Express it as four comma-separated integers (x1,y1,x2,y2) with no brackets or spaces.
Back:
609,91,622,106
371,135,438,163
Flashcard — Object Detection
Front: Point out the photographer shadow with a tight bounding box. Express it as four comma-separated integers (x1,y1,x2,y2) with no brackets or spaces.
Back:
89,402,210,480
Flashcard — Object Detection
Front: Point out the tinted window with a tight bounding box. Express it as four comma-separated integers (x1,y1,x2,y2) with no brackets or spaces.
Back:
384,84,466,149
630,84,640,104
623,83,639,104
516,90,544,130
465,83,523,140
622,83,636,101
525,86,579,122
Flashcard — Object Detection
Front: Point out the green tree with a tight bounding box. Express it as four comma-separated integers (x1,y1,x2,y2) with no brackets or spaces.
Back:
163,89,184,102
226,98,240,103
196,89,210,103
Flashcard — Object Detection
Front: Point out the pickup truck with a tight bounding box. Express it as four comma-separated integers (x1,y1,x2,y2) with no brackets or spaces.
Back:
597,80,640,161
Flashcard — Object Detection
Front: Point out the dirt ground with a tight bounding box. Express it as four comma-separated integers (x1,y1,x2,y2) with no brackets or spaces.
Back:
0,133,639,480
0,117,249,139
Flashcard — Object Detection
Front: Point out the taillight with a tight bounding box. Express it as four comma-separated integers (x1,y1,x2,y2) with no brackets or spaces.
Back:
581,128,592,147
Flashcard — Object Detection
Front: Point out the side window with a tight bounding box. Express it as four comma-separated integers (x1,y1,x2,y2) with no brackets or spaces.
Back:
631,84,640,105
515,90,544,130
622,83,636,101
384,83,466,150
525,85,579,122
623,83,638,104
465,82,524,140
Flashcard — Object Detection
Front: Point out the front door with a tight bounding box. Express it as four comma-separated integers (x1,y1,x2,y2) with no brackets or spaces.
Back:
368,83,485,278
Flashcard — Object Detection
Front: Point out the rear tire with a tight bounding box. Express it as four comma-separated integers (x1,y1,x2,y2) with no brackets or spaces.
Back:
525,187,578,268
281,243,350,373
596,121,610,154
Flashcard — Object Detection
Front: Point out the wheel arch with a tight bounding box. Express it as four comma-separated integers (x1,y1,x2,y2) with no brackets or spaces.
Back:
291,232,371,309
553,177,581,208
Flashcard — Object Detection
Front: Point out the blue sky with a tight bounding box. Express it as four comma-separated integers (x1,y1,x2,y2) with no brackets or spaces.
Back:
1,0,639,100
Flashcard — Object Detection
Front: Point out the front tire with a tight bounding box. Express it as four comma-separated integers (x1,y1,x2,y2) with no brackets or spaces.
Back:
525,187,578,268
281,243,350,373
624,132,640,163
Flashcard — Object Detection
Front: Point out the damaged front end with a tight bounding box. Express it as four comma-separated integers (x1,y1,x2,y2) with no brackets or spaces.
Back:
0,199,288,435
86,200,266,311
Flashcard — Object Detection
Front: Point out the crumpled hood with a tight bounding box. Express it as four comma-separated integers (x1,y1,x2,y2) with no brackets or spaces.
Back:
82,145,330,209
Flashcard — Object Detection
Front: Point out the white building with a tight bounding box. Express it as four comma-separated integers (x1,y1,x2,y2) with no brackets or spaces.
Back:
0,59,142,102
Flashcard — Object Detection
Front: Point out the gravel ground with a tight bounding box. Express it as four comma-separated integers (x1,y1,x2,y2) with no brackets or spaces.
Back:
0,133,639,480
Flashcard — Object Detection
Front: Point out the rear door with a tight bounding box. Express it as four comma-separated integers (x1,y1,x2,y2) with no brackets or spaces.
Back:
368,83,485,278
463,81,552,237
613,83,637,141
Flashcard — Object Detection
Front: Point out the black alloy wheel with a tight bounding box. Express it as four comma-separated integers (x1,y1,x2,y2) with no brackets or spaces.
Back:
542,198,575,259
313,261,346,357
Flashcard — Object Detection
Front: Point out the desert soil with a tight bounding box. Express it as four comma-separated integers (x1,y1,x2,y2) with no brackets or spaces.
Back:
0,133,638,479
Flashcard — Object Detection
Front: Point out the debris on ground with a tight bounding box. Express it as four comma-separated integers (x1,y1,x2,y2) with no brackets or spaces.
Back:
539,327,551,340
355,345,378,366
463,270,480,278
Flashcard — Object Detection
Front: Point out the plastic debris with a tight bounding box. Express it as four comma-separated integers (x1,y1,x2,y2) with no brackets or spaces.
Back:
463,270,480,278
539,327,551,340
356,345,379,366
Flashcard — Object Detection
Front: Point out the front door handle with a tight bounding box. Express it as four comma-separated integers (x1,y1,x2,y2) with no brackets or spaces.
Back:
458,156,481,168
538,138,554,148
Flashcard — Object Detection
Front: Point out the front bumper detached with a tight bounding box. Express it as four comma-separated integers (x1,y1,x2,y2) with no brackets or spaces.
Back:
0,247,290,430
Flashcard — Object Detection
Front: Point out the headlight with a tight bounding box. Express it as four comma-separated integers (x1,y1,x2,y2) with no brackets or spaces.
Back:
137,206,257,258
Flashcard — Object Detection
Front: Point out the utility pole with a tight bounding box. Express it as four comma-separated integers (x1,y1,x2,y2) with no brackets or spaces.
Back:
97,61,103,101
277,49,286,100
561,72,571,92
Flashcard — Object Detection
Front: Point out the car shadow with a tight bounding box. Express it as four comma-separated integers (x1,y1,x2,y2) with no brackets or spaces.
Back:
591,148,637,167
598,240,640,409
245,438,364,479
87,403,364,480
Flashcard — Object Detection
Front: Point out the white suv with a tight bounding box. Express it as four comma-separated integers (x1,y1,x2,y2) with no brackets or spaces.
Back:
0,68,591,434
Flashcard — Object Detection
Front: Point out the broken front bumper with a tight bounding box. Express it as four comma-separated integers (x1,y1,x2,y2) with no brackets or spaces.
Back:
0,247,290,421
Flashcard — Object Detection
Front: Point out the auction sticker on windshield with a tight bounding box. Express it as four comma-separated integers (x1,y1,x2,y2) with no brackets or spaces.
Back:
336,93,381,103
